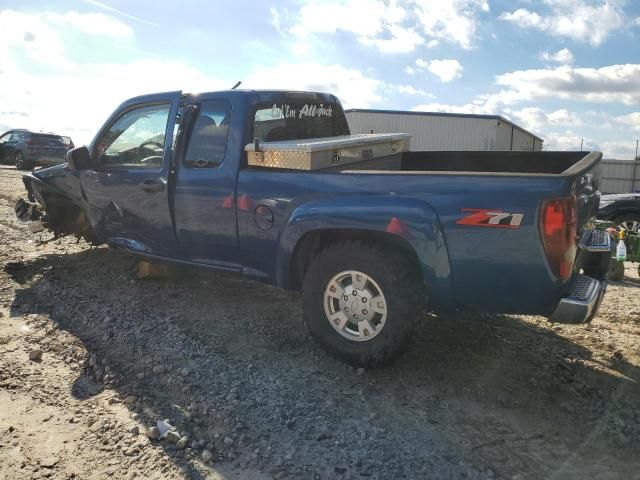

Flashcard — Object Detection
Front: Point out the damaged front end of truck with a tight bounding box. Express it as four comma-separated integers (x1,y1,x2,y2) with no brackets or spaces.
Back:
15,164,101,246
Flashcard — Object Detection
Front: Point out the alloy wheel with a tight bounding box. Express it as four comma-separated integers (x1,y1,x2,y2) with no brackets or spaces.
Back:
323,270,388,342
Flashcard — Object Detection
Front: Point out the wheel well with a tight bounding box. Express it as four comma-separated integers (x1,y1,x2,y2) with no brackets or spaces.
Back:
33,188,100,244
612,211,640,220
288,229,423,290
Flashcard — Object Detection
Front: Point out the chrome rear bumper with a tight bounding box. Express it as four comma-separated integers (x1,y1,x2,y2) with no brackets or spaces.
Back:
549,274,607,324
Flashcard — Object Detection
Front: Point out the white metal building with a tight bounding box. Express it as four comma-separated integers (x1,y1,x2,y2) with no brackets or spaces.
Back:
345,109,544,152
600,159,640,193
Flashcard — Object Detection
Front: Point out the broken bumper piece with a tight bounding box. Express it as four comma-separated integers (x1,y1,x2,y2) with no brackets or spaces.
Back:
15,198,40,223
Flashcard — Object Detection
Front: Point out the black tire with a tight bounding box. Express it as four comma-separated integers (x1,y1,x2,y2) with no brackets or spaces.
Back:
14,151,31,170
612,213,640,234
607,258,625,281
302,241,424,367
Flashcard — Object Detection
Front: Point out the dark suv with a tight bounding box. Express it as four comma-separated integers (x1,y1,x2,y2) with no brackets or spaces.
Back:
0,129,69,170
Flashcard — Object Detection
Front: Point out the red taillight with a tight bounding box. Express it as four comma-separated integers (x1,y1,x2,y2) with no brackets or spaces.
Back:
539,196,577,280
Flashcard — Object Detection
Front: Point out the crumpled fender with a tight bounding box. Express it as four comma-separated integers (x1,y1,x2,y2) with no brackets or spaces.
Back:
19,165,101,244
276,195,455,311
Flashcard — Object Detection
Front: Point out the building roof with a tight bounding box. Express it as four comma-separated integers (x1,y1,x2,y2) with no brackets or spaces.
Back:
344,108,544,142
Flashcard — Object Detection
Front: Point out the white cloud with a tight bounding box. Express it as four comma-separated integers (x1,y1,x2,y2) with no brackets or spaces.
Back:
543,131,599,152
414,0,490,49
1,59,227,145
500,1,625,46
290,42,311,56
273,0,490,54
1,9,393,145
288,0,405,39
503,107,584,132
600,140,639,159
615,112,640,131
270,7,281,32
487,64,640,107
388,84,432,96
0,9,133,68
404,66,416,75
243,62,384,108
0,10,226,144
411,102,488,114
540,48,574,64
359,24,424,54
47,11,134,37
542,135,634,159
499,8,543,28
414,58,464,82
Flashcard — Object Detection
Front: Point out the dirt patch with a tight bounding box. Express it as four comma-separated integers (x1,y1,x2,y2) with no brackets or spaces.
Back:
1,165,639,479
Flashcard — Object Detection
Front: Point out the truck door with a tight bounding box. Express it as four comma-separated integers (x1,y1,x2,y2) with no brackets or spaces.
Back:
172,97,240,269
0,131,18,162
80,91,181,256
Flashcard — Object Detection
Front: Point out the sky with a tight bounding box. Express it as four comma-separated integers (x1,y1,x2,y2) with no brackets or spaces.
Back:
0,0,639,158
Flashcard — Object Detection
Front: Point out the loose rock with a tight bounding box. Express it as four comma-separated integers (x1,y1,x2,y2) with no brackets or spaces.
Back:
176,437,188,450
166,430,181,444
201,449,213,463
29,349,43,361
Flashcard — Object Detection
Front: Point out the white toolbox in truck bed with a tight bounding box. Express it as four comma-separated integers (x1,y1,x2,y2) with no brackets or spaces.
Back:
245,133,410,171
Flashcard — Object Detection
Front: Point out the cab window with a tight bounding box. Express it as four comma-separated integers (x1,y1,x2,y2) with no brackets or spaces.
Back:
96,103,171,169
9,132,25,142
253,101,349,141
183,100,231,168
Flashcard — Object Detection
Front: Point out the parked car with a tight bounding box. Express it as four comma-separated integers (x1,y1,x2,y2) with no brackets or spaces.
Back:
14,90,610,366
598,193,640,233
60,136,75,150
0,129,68,170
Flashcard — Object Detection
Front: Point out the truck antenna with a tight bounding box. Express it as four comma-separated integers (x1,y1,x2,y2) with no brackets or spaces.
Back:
231,81,242,90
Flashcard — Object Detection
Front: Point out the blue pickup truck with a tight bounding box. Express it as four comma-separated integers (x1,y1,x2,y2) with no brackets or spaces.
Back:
15,89,610,366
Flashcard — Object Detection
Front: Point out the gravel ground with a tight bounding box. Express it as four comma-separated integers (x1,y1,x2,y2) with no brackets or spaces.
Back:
1,165,639,480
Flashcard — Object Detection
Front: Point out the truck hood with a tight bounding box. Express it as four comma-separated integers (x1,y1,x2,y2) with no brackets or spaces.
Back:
600,193,640,202
32,163,69,180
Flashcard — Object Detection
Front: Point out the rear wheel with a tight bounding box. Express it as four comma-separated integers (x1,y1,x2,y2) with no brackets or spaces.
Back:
612,213,640,234
302,241,424,367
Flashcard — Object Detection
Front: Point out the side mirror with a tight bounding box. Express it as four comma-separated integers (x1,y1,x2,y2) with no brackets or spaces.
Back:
66,146,93,170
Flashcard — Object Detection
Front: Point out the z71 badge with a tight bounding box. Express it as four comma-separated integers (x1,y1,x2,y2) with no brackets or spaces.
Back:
456,209,524,228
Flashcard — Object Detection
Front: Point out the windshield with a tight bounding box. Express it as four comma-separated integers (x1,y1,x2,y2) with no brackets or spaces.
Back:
253,101,349,142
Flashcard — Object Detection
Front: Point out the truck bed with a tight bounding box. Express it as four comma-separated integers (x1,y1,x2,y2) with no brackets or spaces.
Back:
338,151,599,176
248,150,600,177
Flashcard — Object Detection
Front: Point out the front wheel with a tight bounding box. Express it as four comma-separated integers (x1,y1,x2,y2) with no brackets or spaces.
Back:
302,241,424,367
15,151,30,170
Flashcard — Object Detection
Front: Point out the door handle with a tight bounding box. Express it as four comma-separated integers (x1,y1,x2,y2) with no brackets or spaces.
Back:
140,179,165,192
